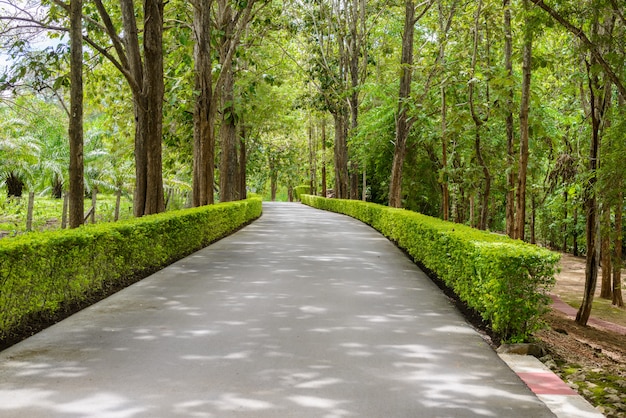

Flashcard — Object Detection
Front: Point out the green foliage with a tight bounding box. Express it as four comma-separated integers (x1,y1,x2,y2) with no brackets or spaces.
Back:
0,197,262,341
302,195,559,342
293,185,310,201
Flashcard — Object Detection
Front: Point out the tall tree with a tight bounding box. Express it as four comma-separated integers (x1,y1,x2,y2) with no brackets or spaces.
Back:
192,0,215,206
191,0,261,204
389,0,435,208
79,0,166,216
68,0,83,227
467,0,492,230
503,0,516,237
389,0,416,208
514,0,533,240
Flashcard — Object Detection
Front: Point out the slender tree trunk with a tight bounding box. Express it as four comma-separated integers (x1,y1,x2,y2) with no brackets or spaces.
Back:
321,119,327,197
308,117,316,195
468,0,491,230
389,0,415,208
350,162,358,199
613,192,624,307
475,130,491,230
115,189,121,221
504,0,516,237
270,158,277,201
530,193,537,244
573,204,579,256
576,60,602,326
333,111,349,199
362,160,366,201
69,0,84,228
239,123,247,199
61,193,68,228
600,205,613,298
90,189,97,224
469,194,475,228
563,191,568,251
439,0,449,221
515,0,532,240
441,83,449,220
192,0,215,207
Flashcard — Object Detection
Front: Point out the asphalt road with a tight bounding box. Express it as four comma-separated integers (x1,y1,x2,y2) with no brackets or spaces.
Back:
0,202,556,417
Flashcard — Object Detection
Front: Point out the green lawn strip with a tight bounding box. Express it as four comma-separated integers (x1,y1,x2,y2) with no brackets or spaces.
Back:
561,296,626,328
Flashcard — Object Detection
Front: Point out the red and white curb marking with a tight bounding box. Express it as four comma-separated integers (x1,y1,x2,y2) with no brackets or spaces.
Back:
499,353,605,418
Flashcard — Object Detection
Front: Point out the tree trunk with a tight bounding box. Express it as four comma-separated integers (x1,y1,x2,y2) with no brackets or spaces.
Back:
389,0,415,208
441,85,449,220
115,189,121,221
504,0,516,237
531,193,537,244
439,0,449,221
600,205,613,298
122,0,165,217
333,111,349,199
613,192,624,307
321,119,327,197
362,161,366,201
515,0,532,240
475,130,491,230
219,63,239,202
270,158,277,201
69,0,84,228
308,118,317,195
239,123,247,200
192,0,215,207
563,191,568,251
142,0,165,215
576,63,602,326
468,0,491,230
350,161,358,200
469,194,475,228
61,193,68,228
90,189,97,224
52,174,63,199
26,192,34,231
573,204,579,256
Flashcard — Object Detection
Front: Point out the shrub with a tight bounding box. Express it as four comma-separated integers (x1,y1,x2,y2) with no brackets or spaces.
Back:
301,195,559,342
0,197,262,341
294,185,311,201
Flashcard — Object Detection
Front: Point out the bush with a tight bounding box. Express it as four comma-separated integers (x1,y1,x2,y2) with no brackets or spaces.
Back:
0,197,262,340
301,195,559,342
294,185,311,201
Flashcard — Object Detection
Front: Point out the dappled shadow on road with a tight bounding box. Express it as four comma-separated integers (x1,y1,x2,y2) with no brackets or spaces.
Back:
0,203,553,417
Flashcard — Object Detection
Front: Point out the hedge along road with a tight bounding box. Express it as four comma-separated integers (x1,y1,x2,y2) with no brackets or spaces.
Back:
0,202,555,418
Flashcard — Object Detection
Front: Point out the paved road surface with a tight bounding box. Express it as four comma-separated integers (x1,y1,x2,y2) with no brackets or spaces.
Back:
0,202,556,417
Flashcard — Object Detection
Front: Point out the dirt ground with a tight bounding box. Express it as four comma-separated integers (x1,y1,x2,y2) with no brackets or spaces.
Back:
536,253,626,417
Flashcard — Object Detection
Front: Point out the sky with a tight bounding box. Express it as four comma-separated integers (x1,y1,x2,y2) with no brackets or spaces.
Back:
0,1,65,72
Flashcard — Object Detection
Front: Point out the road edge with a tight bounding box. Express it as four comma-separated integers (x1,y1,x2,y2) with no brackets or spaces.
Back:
499,353,605,418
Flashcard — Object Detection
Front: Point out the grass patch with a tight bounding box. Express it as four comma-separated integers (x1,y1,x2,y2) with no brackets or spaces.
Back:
562,296,626,327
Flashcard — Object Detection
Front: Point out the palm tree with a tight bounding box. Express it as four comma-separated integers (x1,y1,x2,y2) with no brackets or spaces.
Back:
0,116,41,197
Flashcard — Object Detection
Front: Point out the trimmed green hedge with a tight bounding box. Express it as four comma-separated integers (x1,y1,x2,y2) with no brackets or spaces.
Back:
294,185,311,201
301,195,559,342
0,197,262,340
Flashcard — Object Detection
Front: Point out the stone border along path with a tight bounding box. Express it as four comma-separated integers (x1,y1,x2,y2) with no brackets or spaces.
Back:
0,202,602,417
